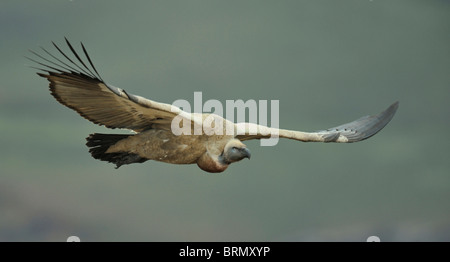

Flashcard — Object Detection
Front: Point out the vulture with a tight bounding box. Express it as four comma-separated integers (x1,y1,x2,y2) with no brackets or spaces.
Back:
28,39,399,173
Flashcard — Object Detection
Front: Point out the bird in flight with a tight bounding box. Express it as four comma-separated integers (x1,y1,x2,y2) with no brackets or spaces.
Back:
28,38,399,173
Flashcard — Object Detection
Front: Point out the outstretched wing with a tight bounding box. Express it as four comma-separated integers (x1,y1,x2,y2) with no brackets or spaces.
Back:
27,38,191,132
235,101,399,143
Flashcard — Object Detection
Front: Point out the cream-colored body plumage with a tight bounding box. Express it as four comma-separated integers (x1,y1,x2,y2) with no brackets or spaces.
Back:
104,127,236,172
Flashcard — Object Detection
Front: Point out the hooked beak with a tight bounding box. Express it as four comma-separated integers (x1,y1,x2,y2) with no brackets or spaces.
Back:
242,148,251,160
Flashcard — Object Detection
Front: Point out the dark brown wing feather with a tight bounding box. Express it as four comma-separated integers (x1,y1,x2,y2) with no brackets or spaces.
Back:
28,38,181,132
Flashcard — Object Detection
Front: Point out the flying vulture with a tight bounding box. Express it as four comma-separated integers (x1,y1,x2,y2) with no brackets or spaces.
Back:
28,39,399,173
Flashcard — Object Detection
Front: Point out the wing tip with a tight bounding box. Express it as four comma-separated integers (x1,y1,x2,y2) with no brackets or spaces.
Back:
388,101,399,114
380,100,400,126
320,100,400,143
350,100,399,142
29,38,103,81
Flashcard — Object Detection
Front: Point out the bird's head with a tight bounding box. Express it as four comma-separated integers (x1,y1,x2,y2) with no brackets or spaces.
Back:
221,139,251,164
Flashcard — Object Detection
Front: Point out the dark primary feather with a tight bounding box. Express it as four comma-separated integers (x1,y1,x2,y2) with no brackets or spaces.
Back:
81,42,102,80
64,37,99,79
26,38,102,81
28,38,178,132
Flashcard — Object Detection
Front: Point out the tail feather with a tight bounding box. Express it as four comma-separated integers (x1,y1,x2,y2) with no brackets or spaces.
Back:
86,133,148,168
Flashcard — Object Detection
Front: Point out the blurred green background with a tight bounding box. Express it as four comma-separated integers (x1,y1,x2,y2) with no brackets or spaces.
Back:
1,0,449,241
